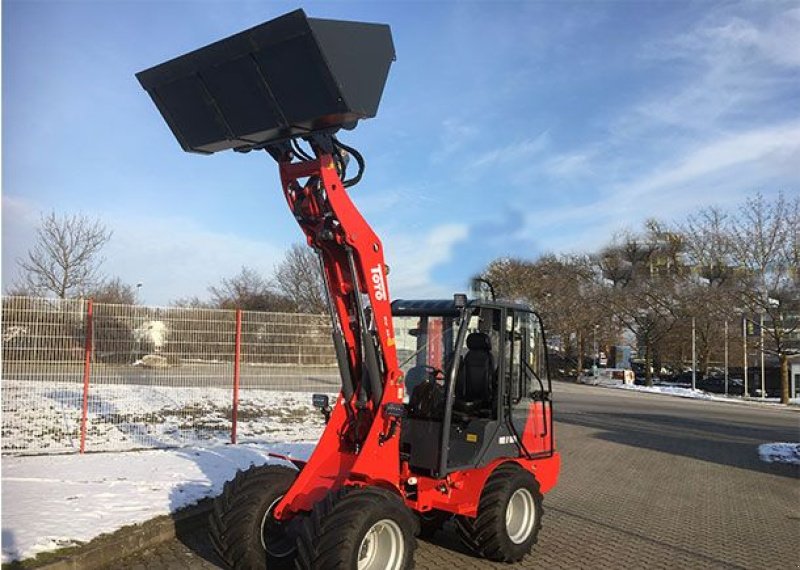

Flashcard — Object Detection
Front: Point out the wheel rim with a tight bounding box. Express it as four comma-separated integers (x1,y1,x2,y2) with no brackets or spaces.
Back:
260,495,296,558
357,518,405,570
505,488,536,544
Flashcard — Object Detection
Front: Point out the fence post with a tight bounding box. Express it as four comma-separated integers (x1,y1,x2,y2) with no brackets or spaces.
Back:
80,299,94,454
231,309,242,444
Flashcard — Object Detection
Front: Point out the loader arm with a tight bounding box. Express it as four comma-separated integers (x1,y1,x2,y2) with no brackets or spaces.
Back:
268,141,406,519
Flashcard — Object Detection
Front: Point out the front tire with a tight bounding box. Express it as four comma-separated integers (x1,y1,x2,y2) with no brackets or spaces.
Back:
209,464,299,569
455,463,543,563
297,487,417,570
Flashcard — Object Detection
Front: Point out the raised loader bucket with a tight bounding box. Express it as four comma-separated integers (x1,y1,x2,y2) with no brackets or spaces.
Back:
136,9,395,154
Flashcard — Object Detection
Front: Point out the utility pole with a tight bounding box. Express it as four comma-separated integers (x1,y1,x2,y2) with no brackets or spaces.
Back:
760,312,765,399
724,320,729,396
691,316,696,391
743,316,748,398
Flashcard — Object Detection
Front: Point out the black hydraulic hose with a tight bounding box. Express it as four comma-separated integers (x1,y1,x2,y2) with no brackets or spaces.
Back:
292,139,314,161
332,137,365,188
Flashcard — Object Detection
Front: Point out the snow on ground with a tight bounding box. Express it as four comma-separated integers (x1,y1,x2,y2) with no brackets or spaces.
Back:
612,383,800,407
614,383,718,400
2,381,335,453
757,443,800,465
1,442,316,563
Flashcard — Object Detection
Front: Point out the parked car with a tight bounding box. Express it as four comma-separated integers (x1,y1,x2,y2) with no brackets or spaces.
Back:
696,376,744,396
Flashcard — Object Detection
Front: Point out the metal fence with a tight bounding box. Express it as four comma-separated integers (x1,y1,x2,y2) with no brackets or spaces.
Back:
1,296,338,455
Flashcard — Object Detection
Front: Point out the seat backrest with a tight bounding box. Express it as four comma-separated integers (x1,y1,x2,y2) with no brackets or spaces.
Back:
456,332,494,402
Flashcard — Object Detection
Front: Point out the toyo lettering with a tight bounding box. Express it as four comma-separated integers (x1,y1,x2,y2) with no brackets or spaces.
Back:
370,264,387,301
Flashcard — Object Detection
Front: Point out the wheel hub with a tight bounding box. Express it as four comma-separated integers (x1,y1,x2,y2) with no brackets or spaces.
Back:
357,518,404,570
260,495,296,558
505,488,536,544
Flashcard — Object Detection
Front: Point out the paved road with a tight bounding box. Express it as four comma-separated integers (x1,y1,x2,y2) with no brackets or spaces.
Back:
118,381,799,569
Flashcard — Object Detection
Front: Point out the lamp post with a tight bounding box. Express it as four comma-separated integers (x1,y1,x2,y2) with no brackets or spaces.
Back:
724,320,729,396
742,315,748,398
691,316,696,391
760,311,765,399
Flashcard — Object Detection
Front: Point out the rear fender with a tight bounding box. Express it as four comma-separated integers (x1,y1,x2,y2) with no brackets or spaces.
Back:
410,454,560,518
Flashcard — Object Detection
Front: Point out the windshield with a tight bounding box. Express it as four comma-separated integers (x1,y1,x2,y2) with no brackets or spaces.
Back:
393,315,460,376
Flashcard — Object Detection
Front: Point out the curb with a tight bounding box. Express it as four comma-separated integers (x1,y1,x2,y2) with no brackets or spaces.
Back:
32,500,213,570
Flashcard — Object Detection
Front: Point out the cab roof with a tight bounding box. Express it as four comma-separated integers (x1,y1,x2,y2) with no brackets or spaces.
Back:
391,298,534,317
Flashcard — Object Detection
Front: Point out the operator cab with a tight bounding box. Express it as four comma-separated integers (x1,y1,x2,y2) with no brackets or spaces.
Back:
392,298,554,478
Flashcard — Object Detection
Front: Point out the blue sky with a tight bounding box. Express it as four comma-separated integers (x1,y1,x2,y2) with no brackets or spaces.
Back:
3,0,799,305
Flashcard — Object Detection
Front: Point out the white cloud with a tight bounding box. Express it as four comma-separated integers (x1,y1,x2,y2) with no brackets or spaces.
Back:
431,118,480,163
0,196,286,306
1,196,39,289
540,149,596,179
471,133,550,169
2,192,468,305
629,6,800,133
382,223,468,298
510,8,800,256
102,215,285,306
521,120,800,254
620,120,800,198
688,8,800,68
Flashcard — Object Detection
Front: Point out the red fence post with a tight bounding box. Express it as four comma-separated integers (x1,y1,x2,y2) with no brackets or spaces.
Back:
231,309,242,444
80,299,94,454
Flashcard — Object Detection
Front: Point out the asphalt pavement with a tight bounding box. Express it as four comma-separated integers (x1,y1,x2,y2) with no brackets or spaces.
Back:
118,380,799,569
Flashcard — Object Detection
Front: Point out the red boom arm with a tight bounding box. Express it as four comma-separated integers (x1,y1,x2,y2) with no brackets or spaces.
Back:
272,149,406,519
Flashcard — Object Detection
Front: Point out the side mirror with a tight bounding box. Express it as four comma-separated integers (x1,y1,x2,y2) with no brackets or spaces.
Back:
312,393,332,423
312,394,330,409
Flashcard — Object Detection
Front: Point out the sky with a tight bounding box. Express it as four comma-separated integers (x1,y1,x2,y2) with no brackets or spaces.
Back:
2,0,799,306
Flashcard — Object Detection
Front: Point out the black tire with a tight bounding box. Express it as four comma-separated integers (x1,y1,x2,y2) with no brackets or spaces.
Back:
416,509,451,539
296,486,417,570
455,463,543,563
209,464,300,569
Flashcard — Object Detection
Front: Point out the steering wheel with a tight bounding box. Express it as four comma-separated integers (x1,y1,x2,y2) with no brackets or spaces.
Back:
421,365,444,381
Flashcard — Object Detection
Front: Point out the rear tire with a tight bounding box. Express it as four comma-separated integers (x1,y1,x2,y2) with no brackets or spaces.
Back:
209,464,299,569
296,486,417,570
455,463,543,563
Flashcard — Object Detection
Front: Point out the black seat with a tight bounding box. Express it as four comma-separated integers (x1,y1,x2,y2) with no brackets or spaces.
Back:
406,366,444,420
454,332,494,415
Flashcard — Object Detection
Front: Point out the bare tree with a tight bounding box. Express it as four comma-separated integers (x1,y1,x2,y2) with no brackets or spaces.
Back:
16,212,112,298
676,208,740,375
209,266,293,312
170,296,212,309
85,277,139,304
273,244,327,313
482,254,609,376
681,207,735,286
730,192,798,403
593,226,684,385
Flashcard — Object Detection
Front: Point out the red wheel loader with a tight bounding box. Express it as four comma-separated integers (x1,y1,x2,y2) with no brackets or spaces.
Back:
137,9,560,569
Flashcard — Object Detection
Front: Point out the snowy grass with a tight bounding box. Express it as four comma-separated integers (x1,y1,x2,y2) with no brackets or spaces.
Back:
1,442,317,563
757,443,800,465
611,383,800,407
2,380,335,453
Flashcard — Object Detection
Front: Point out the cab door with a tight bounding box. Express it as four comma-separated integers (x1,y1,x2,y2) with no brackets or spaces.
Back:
505,310,553,457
